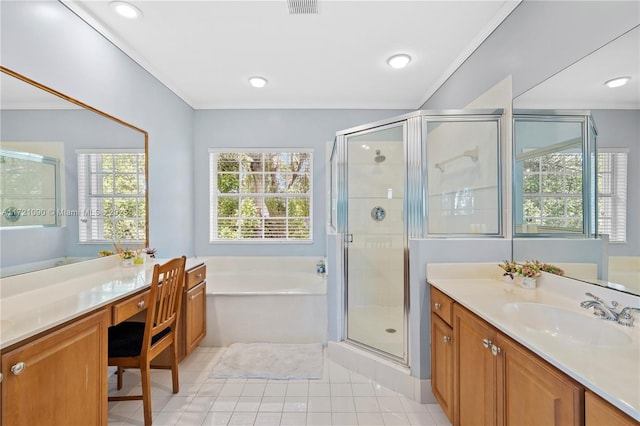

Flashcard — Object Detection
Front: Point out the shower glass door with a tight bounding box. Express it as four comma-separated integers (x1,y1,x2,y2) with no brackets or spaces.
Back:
345,122,406,360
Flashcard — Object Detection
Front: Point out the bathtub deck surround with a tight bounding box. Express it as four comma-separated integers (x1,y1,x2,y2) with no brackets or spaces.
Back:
427,264,640,421
200,256,328,347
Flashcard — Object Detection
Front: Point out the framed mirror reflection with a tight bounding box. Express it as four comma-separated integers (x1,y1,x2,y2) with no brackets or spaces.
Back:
512,26,639,296
0,67,149,277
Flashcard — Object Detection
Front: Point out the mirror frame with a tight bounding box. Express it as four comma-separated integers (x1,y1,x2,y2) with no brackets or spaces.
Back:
0,65,149,248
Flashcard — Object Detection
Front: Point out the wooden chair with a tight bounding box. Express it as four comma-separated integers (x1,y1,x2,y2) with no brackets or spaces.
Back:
108,256,186,426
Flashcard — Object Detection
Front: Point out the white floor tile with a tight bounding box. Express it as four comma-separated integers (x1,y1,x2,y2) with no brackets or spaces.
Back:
309,383,331,397
253,412,282,426
308,396,332,413
280,412,307,425
381,411,410,425
356,411,385,425
263,382,288,397
228,411,257,425
354,396,380,412
330,396,356,413
202,412,232,426
306,412,332,426
331,412,358,426
108,345,448,426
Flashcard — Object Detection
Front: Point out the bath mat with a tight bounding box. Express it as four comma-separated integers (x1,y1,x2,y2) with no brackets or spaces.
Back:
211,343,324,379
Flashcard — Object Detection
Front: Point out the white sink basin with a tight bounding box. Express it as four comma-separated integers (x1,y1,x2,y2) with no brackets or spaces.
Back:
502,303,631,346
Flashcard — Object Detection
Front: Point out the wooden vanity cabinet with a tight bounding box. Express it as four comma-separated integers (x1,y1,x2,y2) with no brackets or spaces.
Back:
451,303,583,426
452,303,497,425
181,263,207,360
430,287,454,422
585,391,640,426
1,309,109,426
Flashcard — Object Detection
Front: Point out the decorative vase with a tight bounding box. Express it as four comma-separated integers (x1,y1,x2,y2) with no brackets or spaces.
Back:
133,255,145,265
503,275,515,284
520,276,537,289
121,258,134,267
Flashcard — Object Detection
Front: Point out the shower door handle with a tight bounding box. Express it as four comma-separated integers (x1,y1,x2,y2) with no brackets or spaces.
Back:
345,234,353,243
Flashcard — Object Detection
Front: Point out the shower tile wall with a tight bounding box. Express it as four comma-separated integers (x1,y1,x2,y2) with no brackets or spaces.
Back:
426,120,500,235
348,142,404,309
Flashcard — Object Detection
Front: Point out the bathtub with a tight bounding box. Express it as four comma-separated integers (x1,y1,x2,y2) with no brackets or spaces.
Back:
200,257,328,347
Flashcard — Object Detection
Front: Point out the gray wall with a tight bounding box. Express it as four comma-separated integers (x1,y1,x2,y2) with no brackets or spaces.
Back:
422,1,640,110
592,109,640,256
193,109,409,257
1,0,194,259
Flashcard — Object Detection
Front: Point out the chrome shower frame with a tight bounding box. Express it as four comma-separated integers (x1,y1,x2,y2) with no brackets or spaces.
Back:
335,109,504,366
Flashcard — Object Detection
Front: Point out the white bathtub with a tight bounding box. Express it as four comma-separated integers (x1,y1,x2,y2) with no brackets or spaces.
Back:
200,257,328,347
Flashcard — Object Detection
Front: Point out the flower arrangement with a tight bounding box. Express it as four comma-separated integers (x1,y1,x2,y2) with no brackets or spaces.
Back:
119,249,137,260
498,260,518,279
534,260,564,276
517,261,541,278
143,247,157,258
99,249,114,257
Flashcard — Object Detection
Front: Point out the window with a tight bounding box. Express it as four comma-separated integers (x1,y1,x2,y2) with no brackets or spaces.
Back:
521,152,583,231
77,150,146,243
209,150,312,242
597,150,628,243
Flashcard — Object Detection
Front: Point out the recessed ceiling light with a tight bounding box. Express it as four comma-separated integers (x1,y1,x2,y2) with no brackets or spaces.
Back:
387,54,412,69
110,1,142,19
249,76,268,88
604,77,630,88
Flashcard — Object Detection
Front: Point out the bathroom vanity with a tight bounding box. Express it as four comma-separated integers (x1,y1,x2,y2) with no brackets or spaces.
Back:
429,276,640,425
0,257,206,426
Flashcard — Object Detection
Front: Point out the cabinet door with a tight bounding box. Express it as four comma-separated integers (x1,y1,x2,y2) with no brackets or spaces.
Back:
185,281,206,355
1,310,109,426
431,313,454,422
496,333,583,426
453,304,497,426
585,390,639,426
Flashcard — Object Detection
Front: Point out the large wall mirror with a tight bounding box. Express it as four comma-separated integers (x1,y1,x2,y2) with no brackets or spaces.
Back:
0,67,148,277
512,26,639,296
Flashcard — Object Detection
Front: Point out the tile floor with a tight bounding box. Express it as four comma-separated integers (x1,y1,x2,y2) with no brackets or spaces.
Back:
108,346,451,426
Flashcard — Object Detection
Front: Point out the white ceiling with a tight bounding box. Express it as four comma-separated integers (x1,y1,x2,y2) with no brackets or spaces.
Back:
514,26,640,110
61,0,520,110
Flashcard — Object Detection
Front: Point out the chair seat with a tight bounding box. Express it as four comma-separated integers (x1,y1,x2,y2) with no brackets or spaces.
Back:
108,322,171,358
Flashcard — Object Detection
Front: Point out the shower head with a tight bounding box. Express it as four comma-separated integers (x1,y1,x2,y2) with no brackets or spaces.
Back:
374,150,386,163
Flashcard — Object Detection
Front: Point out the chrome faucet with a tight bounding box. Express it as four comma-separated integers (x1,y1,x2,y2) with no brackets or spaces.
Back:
617,307,640,327
580,292,620,321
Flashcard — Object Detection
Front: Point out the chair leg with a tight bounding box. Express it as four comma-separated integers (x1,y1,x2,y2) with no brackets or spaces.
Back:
140,362,152,426
170,342,180,394
117,367,123,390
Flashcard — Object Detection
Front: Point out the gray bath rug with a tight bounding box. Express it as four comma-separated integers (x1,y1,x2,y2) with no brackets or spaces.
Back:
211,343,324,380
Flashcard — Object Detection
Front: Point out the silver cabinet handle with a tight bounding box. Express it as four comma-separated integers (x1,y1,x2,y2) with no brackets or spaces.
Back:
189,295,196,300
443,336,451,343
482,338,492,349
434,302,441,310
11,362,25,375
196,273,203,279
491,344,501,356
137,301,145,308
0,372,3,383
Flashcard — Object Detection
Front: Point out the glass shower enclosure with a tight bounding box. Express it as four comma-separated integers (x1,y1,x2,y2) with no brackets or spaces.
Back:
334,110,503,364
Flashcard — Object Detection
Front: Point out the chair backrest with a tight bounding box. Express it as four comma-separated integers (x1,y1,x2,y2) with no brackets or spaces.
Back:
142,256,186,354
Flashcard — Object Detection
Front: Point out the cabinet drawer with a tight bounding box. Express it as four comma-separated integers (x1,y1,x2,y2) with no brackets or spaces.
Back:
430,286,454,325
112,290,150,325
186,264,206,290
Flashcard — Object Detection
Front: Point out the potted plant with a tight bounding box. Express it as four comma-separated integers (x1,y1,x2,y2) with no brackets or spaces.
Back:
499,260,518,283
517,261,541,289
119,249,137,267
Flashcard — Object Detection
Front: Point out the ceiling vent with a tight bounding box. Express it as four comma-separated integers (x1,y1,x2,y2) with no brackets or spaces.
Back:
287,0,318,14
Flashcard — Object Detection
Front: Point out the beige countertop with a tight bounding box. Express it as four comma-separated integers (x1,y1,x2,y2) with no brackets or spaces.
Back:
0,257,204,351
428,274,640,421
